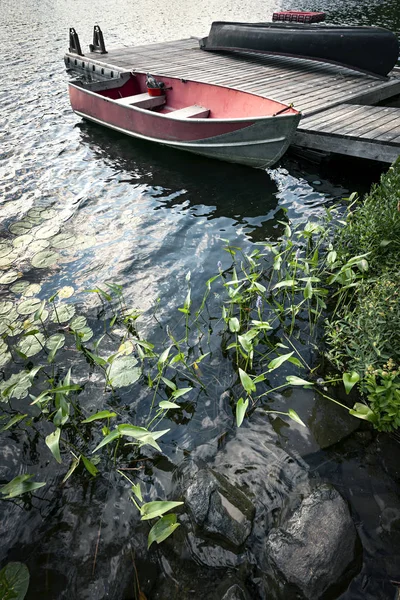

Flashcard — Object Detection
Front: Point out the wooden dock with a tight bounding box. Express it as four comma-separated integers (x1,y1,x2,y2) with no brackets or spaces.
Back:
65,38,400,163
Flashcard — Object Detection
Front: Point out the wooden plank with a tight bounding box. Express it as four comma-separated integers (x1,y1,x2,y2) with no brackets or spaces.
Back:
301,104,366,129
294,130,400,162
309,106,385,133
325,108,397,136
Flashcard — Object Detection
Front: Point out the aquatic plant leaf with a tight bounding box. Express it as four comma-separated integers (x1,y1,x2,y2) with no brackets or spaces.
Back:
148,514,180,548
236,397,249,427
0,368,41,401
239,368,256,393
0,561,30,600
13,234,33,248
0,474,46,499
0,243,13,258
0,351,11,368
77,326,93,342
17,333,45,357
288,409,306,427
62,456,81,483
10,281,30,295
228,317,240,332
158,346,172,368
161,377,176,391
272,279,296,289
304,279,313,300
34,223,60,239
9,221,32,235
171,387,192,399
0,301,13,315
0,270,21,285
82,411,117,423
131,483,143,502
106,356,140,388
159,400,180,409
17,298,42,315
45,428,62,463
28,239,50,253
74,235,97,250
51,233,76,249
81,455,99,476
0,414,28,431
287,357,302,368
286,376,313,386
70,315,87,331
22,284,42,298
268,352,294,371
50,304,75,323
343,371,360,394
92,429,121,453
58,286,74,299
140,501,184,521
349,402,377,422
31,250,59,268
118,341,134,355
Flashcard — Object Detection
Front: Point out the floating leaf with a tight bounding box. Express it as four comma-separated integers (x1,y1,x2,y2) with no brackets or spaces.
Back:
118,340,135,355
148,514,180,548
46,334,66,360
17,298,42,315
9,221,32,235
239,368,256,394
31,250,59,268
0,243,13,258
13,234,33,248
1,414,27,431
74,235,97,250
23,283,42,297
58,286,74,299
17,333,45,357
10,281,30,295
0,474,46,498
45,428,62,463
140,501,184,521
159,400,180,409
0,270,21,285
78,326,93,342
268,352,294,371
50,304,75,323
236,397,249,427
70,315,87,330
51,233,76,249
28,239,50,253
39,208,58,221
82,410,117,423
0,301,13,315
0,561,30,600
34,223,60,239
0,351,11,368
106,356,141,388
343,371,360,394
288,409,306,427
0,368,41,401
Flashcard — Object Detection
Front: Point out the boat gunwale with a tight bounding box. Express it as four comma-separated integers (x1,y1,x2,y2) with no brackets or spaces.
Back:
68,80,301,124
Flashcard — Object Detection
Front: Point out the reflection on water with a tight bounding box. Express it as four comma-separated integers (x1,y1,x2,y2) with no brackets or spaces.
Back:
1,0,399,597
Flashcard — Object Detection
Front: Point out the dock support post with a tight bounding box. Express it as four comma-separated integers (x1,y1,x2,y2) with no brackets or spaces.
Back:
89,25,108,54
69,28,84,56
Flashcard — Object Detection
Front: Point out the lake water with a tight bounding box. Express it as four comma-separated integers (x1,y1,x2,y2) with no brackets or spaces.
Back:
1,0,400,598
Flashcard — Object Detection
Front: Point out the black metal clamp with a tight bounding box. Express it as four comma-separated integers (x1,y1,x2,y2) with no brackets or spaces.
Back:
69,28,84,56
89,25,108,54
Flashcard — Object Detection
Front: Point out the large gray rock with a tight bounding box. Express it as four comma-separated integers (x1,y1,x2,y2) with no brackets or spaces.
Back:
184,465,255,549
266,484,357,599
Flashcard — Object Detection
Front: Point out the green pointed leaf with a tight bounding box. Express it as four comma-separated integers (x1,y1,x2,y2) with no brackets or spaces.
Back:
92,429,121,453
140,500,184,521
148,514,180,548
81,455,99,476
82,410,117,423
272,279,296,289
62,456,81,483
229,317,240,332
0,474,46,499
268,352,294,371
343,371,360,394
236,397,249,427
161,377,176,391
349,402,377,422
304,279,313,300
238,368,256,394
288,409,306,427
1,414,28,431
286,376,313,386
45,428,62,463
159,400,180,409
0,562,30,600
171,387,192,399
132,483,143,502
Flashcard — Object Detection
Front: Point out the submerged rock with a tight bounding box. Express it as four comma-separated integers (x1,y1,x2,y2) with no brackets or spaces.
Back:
221,583,251,600
265,484,358,599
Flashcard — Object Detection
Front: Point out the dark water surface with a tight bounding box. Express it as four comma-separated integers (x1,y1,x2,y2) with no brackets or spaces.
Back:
1,0,400,598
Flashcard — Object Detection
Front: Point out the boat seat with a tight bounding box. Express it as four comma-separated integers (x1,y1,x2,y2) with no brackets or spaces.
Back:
115,93,166,109
170,105,210,118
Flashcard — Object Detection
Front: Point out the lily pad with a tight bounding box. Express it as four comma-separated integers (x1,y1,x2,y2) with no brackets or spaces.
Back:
9,221,32,235
45,333,66,351
39,208,58,221
34,222,60,239
0,243,13,258
10,281,30,295
0,301,13,315
23,283,42,297
13,234,33,248
0,351,11,367
0,251,18,268
29,240,50,253
70,315,87,331
50,304,75,323
51,233,76,249
17,333,45,357
17,298,42,315
0,270,21,285
31,250,59,268
0,369,39,400
74,235,97,250
58,286,74,299
106,356,141,388
78,326,93,342
0,561,30,600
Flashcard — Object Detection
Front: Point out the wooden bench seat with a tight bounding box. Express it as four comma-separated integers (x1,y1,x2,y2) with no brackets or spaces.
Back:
170,105,210,118
115,93,166,109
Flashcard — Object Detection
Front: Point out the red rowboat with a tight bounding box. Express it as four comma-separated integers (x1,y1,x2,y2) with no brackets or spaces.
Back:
68,71,300,168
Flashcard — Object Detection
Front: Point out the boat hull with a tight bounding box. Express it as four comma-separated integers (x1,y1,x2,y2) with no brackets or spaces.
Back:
69,83,301,168
201,22,400,78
